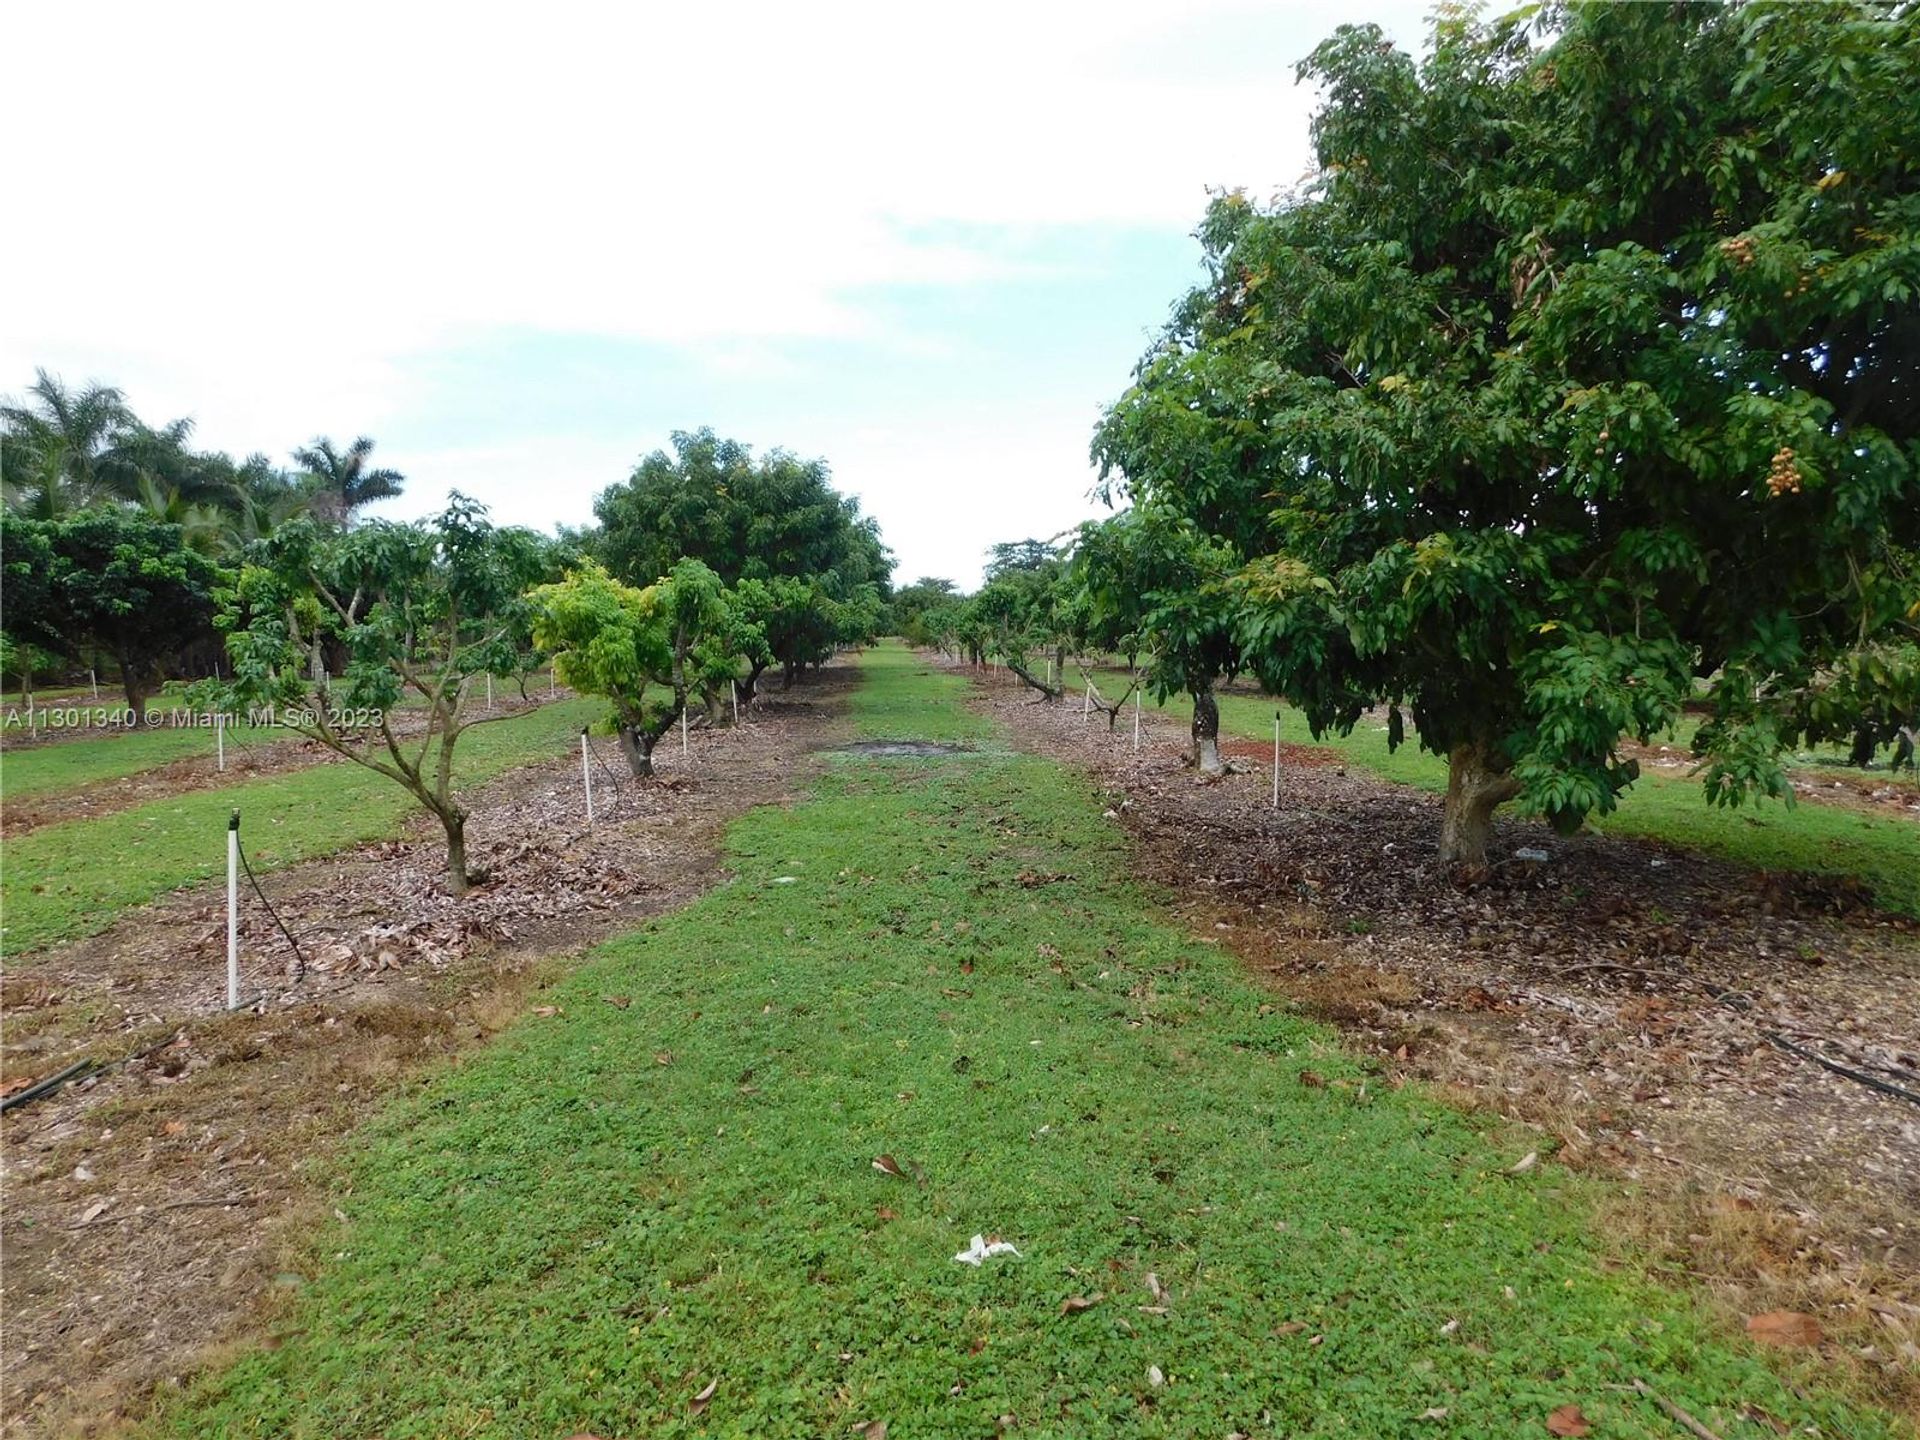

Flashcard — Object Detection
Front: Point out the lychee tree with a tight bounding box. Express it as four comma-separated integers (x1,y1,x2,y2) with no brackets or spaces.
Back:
530,557,747,778
1070,507,1242,769
203,495,552,895
1098,1,1920,866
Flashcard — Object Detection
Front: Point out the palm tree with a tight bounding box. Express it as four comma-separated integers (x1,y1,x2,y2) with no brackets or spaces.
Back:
0,369,135,512
134,473,230,555
227,471,314,553
292,436,405,526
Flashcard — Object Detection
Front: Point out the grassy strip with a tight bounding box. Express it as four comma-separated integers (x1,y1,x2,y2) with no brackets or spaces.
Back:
146,645,1891,1439
1,673,564,797
0,723,288,800
1,697,603,957
1103,677,1920,919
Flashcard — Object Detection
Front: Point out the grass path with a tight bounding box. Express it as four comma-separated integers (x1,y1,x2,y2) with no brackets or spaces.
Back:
143,646,1890,1439
1,697,603,956
1,674,563,801
1098,676,1920,919
1,720,285,800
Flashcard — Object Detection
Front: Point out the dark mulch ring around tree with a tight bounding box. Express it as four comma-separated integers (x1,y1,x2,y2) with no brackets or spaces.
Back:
958,660,1920,1409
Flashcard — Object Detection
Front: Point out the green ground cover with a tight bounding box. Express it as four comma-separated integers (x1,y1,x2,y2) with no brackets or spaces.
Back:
1099,676,1920,918
1,696,602,955
1,721,280,799
2,672,564,801
143,645,1892,1439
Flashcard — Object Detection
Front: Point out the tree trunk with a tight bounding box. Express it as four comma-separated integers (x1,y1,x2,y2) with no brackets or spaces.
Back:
1439,741,1522,868
122,672,153,728
782,659,796,691
1192,684,1223,773
618,724,656,779
1007,658,1062,700
441,806,471,897
742,660,768,705
1849,726,1877,768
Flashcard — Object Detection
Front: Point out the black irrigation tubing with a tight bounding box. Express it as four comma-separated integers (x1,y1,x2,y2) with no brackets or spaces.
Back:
1,1029,184,1117
587,735,627,792
1758,1029,1920,1108
0,1059,96,1114
234,813,315,980
1706,983,1920,1109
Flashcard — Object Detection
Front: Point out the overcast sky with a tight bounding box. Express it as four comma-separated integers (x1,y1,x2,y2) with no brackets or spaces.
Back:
4,0,1432,587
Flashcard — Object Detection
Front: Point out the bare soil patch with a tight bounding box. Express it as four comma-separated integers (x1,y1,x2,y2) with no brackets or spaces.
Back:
959,660,1920,1413
834,739,974,757
0,670,853,1438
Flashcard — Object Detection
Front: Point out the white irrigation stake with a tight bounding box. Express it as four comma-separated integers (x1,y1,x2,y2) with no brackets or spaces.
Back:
486,672,494,711
549,666,557,698
226,811,240,1011
1272,711,1282,810
580,728,594,824
89,668,100,701
731,679,739,725
1133,689,1142,751
216,710,226,772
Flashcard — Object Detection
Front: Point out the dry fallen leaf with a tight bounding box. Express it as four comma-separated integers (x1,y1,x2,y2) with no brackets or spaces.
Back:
875,1206,899,1222
852,1422,888,1440
1298,1069,1326,1088
1509,1150,1538,1175
1145,1272,1169,1305
1274,1321,1307,1337
690,1377,719,1414
532,1005,559,1018
1146,1364,1165,1389
1060,1292,1104,1316
602,994,631,1009
162,1120,187,1136
653,1051,673,1066
872,1153,907,1178
1746,1310,1823,1348
1545,1403,1591,1436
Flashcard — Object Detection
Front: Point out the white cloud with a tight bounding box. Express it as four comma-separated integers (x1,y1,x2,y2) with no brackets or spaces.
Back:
3,0,1435,578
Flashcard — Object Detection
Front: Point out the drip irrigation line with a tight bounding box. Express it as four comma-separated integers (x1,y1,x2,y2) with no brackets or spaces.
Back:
588,735,627,791
1758,1029,1920,1107
0,1059,95,1114
1,1029,183,1118
1707,983,1920,1108
235,825,314,980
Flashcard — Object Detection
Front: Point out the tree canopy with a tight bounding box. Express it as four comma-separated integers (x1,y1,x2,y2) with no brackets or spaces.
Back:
595,428,890,590
593,428,892,689
1,508,224,718
205,496,562,893
531,557,760,776
1094,0,1920,865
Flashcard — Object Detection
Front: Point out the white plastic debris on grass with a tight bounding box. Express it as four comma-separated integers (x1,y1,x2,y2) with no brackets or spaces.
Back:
952,1234,1021,1266
772,876,798,884
1514,847,1551,862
